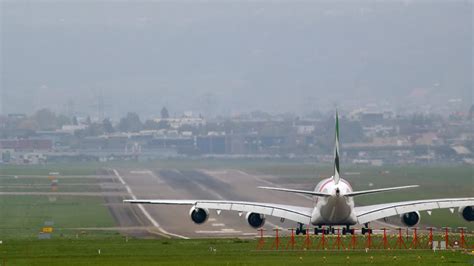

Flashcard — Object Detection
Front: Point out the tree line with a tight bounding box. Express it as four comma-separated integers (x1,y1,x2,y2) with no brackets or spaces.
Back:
0,107,171,138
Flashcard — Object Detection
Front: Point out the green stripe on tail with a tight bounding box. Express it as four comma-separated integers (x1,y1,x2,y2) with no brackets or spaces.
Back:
334,110,340,184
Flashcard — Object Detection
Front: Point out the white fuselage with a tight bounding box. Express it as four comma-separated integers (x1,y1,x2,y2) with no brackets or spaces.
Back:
310,177,357,225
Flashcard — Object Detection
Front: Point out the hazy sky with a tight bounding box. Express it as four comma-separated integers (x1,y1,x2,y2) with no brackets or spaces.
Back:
1,1,472,118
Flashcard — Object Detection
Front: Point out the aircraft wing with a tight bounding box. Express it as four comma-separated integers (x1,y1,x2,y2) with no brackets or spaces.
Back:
124,199,313,225
354,197,474,225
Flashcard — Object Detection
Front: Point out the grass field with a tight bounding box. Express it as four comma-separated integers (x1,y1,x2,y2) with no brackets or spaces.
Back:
0,164,100,176
0,164,115,240
0,238,472,265
0,195,115,239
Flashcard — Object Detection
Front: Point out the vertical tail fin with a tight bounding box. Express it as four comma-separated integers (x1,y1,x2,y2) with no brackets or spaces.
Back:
334,110,340,184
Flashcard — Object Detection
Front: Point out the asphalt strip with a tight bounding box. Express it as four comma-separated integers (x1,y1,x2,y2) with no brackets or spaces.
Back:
112,169,189,239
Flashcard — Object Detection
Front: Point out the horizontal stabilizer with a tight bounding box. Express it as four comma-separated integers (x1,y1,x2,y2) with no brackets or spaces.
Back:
344,185,419,197
258,186,331,197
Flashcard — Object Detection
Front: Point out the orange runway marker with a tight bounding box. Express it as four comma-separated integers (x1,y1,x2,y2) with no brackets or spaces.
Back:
350,229,357,249
409,228,420,249
366,228,373,249
426,227,435,249
395,228,407,249
332,228,345,250
286,228,296,250
379,228,390,249
302,227,312,250
256,228,266,250
442,227,450,248
270,228,280,250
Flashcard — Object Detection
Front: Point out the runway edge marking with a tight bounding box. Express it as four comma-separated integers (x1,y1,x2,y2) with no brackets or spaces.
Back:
112,169,189,239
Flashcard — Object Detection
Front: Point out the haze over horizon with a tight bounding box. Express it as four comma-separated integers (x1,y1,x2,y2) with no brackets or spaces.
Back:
1,1,472,119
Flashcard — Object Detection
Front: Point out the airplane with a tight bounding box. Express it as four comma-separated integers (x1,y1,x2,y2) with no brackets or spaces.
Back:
124,111,474,235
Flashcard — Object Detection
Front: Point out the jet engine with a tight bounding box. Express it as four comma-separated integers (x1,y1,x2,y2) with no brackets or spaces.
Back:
189,207,209,224
400,211,420,227
459,206,474,222
246,212,265,228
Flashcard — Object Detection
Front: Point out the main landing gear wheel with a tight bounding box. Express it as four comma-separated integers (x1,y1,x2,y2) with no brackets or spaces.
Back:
362,223,372,235
296,223,306,235
314,226,324,235
342,225,354,235
314,226,336,235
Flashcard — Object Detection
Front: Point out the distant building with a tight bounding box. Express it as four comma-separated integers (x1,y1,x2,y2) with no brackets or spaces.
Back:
349,109,394,125
60,124,88,134
0,139,53,151
7,113,27,120
296,125,315,135
153,113,206,129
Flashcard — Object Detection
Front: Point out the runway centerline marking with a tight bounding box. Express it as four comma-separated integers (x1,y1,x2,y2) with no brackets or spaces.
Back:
112,169,189,239
211,223,225,227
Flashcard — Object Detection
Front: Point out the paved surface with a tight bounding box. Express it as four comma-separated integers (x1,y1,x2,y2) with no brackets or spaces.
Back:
105,168,398,239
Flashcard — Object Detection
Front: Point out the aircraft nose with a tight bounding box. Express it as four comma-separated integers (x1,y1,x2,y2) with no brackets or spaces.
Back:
335,188,340,196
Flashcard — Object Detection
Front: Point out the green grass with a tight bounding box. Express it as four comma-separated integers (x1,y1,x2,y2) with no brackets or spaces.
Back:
0,163,100,176
0,195,115,239
0,175,104,192
0,238,472,265
0,164,115,239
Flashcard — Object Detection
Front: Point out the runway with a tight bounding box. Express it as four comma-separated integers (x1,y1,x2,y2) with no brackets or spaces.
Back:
105,168,317,238
105,168,397,239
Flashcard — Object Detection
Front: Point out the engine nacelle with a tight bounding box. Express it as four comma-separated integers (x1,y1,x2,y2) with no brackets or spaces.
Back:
246,212,265,228
458,206,474,222
189,207,209,224
400,211,420,227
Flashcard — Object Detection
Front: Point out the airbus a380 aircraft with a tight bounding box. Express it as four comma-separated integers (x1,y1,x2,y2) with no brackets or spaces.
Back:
125,112,473,235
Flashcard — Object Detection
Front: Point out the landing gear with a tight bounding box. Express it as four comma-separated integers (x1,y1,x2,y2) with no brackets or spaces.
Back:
329,226,335,234
342,225,354,235
296,223,306,235
314,225,326,235
314,226,334,235
362,223,372,235
297,224,356,235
